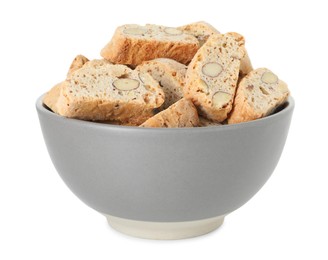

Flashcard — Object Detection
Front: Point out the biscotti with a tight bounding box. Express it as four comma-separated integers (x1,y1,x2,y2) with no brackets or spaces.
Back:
67,54,89,76
140,98,199,128
178,21,220,46
45,55,90,112
45,62,164,125
43,82,65,114
225,32,253,79
45,56,109,114
44,21,290,127
136,58,187,109
198,117,222,127
239,52,253,78
81,58,112,69
184,33,245,122
228,68,289,124
100,24,199,66
229,33,253,78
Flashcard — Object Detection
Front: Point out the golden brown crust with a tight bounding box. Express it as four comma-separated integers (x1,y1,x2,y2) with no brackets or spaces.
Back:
45,55,90,113
46,62,164,125
81,58,112,69
100,24,199,66
178,21,220,46
228,68,290,124
43,55,89,113
67,55,89,76
225,32,253,78
140,98,199,128
153,58,188,74
239,52,253,78
57,92,155,125
43,82,66,113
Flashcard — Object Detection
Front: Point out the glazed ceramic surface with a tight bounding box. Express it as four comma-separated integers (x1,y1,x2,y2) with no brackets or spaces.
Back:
36,95,294,222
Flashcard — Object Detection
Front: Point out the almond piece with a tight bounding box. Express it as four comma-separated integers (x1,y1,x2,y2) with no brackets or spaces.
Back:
164,27,183,35
259,86,270,95
278,81,289,93
138,73,146,83
199,79,209,93
212,91,231,108
113,78,140,91
202,62,223,77
123,27,147,35
261,71,278,84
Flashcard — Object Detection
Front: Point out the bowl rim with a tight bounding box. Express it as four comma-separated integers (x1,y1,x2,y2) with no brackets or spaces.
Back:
36,94,294,133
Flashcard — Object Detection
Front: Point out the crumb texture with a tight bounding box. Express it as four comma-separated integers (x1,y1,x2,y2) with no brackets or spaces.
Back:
228,68,290,124
44,61,164,125
184,33,245,122
67,55,89,77
136,58,187,109
178,21,220,46
140,98,199,128
100,24,199,65
43,22,289,127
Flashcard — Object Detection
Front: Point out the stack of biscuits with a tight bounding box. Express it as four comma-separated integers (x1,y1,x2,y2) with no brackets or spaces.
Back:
44,22,290,128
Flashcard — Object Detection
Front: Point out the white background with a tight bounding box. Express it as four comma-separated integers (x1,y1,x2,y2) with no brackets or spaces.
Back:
0,0,327,259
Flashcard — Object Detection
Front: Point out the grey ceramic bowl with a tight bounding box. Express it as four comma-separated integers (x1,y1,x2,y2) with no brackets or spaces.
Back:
36,95,294,239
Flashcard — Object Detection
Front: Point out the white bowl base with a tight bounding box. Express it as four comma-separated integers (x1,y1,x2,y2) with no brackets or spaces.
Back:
105,214,225,240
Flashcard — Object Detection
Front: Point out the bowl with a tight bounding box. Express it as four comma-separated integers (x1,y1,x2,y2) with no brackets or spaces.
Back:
36,95,294,239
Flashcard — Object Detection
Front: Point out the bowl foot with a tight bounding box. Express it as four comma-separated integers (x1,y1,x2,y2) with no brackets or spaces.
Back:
105,214,225,240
